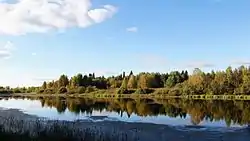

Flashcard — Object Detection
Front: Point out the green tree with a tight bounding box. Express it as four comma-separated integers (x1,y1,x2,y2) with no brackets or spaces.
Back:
52,81,59,89
127,75,137,89
47,82,54,89
193,68,203,75
240,67,250,94
85,86,95,93
123,72,126,78
186,69,205,94
76,73,83,86
42,81,47,90
209,72,227,95
129,71,133,77
58,74,69,87
138,73,149,89
121,77,128,89
151,73,163,88
225,66,235,94
77,86,86,94
58,87,67,93
181,70,189,82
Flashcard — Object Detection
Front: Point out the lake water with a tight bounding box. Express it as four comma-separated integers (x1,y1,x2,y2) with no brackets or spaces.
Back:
0,97,249,128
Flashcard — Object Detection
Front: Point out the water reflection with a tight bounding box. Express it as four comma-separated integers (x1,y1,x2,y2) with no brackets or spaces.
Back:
1,96,250,127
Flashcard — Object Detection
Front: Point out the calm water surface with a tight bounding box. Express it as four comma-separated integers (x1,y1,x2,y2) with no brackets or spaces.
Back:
0,97,249,128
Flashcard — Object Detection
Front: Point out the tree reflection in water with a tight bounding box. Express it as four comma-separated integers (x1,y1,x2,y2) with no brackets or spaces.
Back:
30,97,250,127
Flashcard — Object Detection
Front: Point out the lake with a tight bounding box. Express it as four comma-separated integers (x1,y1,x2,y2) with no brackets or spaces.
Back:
0,97,250,129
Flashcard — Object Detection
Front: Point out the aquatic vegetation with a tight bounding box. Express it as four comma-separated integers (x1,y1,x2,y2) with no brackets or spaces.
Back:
0,116,137,141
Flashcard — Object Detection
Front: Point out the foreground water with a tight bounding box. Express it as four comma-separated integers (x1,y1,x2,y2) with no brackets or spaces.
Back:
0,97,250,129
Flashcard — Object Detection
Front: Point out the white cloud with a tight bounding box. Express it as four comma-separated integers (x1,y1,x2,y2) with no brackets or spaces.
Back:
0,41,15,59
0,0,117,35
31,52,36,56
0,50,11,59
126,27,138,32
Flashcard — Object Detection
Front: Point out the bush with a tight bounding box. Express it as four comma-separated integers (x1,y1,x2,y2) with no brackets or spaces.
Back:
134,88,154,94
44,89,55,94
127,89,136,94
135,89,144,94
154,88,170,95
26,90,32,93
0,89,11,94
168,88,181,96
13,89,21,93
117,88,135,94
234,87,242,95
58,87,67,94
117,88,128,94
85,86,95,93
182,86,192,95
77,87,86,94
37,89,44,94
67,88,76,94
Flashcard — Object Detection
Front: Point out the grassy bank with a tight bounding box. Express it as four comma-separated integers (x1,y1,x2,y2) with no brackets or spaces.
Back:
9,92,250,100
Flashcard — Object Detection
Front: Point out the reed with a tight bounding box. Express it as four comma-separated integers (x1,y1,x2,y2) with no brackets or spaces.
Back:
0,116,137,141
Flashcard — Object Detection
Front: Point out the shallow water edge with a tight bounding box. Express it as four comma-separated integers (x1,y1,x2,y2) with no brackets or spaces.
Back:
0,108,250,141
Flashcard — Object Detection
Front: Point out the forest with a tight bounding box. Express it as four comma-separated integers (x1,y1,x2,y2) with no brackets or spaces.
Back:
1,65,250,96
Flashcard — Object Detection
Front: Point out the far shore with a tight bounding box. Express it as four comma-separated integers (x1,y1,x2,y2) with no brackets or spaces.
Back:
2,93,250,101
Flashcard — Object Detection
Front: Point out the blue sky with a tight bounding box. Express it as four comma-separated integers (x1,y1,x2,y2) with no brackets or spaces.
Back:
0,0,250,87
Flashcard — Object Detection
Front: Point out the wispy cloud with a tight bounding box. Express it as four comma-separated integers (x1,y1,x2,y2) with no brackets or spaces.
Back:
126,27,138,32
185,61,215,68
0,41,15,59
231,60,250,65
32,77,55,82
94,71,117,76
0,0,117,35
0,51,11,59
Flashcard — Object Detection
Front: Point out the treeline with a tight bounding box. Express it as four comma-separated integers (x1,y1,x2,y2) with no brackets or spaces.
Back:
37,65,250,95
1,65,250,95
37,70,189,94
0,86,38,94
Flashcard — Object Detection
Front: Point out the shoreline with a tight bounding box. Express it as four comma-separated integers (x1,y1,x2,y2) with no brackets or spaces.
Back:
0,108,249,141
5,93,250,101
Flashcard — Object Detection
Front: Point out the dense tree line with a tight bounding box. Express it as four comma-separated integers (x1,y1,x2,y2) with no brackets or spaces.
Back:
37,70,189,94
38,73,107,94
0,86,38,94
36,65,250,95
1,65,250,95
